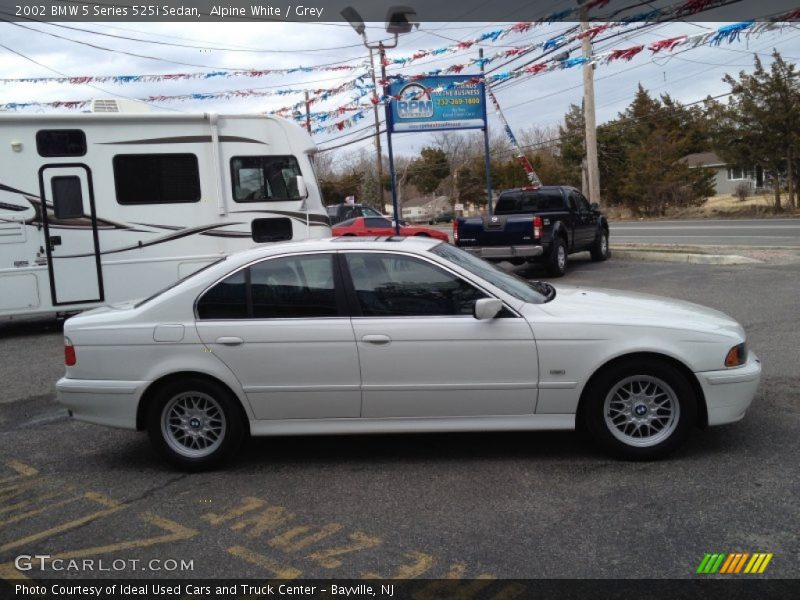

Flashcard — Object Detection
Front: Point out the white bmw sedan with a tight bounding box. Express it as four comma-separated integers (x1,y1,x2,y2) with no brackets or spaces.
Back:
57,238,761,469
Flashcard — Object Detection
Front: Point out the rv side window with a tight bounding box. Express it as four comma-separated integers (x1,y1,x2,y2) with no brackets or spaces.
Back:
113,154,201,205
36,130,87,157
231,156,303,202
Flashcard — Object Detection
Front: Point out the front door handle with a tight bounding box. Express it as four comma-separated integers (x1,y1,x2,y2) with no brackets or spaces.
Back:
361,334,391,345
216,336,244,346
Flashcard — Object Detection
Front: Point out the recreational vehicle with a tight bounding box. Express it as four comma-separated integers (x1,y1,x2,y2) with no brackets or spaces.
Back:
0,107,330,318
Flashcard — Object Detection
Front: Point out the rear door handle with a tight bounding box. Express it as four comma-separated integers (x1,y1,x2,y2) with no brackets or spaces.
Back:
216,336,244,346
361,334,391,345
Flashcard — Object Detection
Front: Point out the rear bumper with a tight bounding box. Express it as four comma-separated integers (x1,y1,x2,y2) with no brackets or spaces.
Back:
461,245,544,260
696,353,761,426
56,377,148,430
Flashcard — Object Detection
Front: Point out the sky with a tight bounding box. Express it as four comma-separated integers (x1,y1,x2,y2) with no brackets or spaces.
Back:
1,15,799,161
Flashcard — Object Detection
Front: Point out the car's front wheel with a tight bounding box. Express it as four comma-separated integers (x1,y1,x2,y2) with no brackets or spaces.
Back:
590,229,609,261
582,359,697,460
147,377,246,470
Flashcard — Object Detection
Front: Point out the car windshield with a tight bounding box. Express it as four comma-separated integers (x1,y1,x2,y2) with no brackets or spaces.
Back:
134,258,226,308
429,243,554,304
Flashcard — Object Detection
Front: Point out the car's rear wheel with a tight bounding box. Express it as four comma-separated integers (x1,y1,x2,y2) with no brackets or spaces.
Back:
545,238,568,277
147,377,245,471
591,229,610,261
582,359,696,460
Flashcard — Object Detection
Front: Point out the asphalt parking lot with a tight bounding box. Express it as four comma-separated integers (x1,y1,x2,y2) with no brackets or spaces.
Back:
0,254,798,582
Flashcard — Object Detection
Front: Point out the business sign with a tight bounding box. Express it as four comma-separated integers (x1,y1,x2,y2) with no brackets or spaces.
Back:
388,75,486,133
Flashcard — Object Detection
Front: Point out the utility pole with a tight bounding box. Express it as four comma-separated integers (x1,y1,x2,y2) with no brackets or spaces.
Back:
367,48,386,211
304,91,311,133
580,3,601,204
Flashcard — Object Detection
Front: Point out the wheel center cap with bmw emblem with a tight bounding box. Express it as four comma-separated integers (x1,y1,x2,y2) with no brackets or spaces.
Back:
190,418,201,429
634,404,648,416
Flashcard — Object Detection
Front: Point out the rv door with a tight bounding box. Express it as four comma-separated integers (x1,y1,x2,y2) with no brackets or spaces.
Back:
38,164,104,305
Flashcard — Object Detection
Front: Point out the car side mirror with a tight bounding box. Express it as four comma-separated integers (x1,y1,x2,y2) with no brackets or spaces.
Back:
295,175,309,199
590,202,599,211
473,298,503,320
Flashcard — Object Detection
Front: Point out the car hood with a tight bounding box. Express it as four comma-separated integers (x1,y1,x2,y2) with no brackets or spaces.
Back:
527,285,745,339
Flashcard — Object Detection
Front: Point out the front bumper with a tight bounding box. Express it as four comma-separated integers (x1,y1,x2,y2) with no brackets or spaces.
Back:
56,377,149,430
461,245,544,260
697,352,761,426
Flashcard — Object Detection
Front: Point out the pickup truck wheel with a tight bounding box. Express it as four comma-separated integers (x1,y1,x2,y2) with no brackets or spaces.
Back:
591,229,610,262
582,359,696,460
545,238,568,277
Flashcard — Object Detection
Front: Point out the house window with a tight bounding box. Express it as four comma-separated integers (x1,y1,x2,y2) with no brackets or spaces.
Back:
113,154,201,205
36,130,86,157
231,156,303,202
727,167,747,181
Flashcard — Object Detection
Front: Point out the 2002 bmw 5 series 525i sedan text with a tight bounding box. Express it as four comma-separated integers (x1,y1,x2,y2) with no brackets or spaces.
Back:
56,237,761,469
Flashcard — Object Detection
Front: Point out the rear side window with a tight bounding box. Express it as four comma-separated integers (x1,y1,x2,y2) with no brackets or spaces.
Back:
494,189,564,214
197,254,338,319
36,130,86,157
113,154,200,205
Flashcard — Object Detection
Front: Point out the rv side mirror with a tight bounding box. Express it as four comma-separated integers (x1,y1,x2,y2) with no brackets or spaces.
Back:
590,202,599,211
473,298,503,320
295,175,308,199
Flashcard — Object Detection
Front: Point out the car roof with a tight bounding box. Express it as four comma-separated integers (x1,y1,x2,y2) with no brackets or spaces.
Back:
227,236,442,265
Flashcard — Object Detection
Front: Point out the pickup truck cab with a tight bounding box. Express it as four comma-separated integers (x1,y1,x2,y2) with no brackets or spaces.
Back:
454,186,610,276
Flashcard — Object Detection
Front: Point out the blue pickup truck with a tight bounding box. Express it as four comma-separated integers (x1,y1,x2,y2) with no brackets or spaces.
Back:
453,186,610,277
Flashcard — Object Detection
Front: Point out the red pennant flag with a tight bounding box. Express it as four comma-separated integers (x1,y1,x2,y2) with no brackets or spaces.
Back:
608,45,644,62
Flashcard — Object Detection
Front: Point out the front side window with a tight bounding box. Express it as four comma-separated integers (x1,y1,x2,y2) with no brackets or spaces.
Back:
114,154,200,205
364,217,392,228
197,254,337,319
231,156,303,202
345,253,486,317
574,192,592,213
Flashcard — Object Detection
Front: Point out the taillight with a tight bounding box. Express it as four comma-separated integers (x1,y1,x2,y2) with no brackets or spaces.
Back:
64,337,76,367
533,216,543,240
452,219,459,243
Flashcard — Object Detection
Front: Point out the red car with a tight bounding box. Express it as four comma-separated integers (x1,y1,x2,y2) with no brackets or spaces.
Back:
332,216,450,242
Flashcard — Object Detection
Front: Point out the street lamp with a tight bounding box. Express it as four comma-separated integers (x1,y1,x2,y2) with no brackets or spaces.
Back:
342,5,418,234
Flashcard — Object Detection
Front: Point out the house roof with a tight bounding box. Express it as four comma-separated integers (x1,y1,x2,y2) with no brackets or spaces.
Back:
680,152,726,168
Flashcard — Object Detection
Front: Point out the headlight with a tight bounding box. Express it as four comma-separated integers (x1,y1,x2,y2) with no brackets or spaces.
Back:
724,342,747,367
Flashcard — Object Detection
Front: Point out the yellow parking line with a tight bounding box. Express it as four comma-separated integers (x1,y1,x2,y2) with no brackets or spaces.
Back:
227,545,302,579
758,554,773,573
51,512,199,559
0,493,124,553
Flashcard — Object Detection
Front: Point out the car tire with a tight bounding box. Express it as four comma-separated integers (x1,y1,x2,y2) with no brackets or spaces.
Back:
582,358,697,460
146,377,246,471
590,229,610,261
545,238,568,277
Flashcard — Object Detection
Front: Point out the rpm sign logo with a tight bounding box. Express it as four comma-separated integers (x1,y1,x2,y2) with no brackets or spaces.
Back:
396,83,434,119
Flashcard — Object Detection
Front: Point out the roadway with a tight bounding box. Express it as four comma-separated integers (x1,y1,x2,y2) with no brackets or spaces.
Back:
610,217,800,247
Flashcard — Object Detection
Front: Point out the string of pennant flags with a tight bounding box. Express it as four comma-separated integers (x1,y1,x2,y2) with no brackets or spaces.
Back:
1,16,797,118
0,0,773,89
299,19,796,136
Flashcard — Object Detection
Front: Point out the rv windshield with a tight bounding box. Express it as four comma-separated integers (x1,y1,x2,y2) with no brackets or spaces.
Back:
134,258,226,308
231,155,304,202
